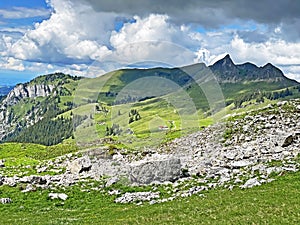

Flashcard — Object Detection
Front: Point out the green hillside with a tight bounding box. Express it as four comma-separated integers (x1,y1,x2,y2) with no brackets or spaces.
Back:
1,56,299,148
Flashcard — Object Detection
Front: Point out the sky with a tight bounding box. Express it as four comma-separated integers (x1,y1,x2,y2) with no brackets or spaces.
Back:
0,0,300,84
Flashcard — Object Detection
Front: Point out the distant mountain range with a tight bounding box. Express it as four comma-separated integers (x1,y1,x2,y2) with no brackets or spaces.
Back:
0,55,299,147
210,54,296,83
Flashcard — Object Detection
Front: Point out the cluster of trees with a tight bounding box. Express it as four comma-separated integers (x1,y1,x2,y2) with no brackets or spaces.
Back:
105,124,122,136
105,91,118,98
30,72,81,85
73,114,88,129
128,109,141,124
5,116,73,146
234,88,294,108
56,87,71,96
3,95,78,146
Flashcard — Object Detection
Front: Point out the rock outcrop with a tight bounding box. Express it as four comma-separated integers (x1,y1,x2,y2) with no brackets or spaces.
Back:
0,83,55,141
2,83,54,106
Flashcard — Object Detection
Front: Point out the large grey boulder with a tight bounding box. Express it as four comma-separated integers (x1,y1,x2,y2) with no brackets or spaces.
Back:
68,156,92,174
129,158,182,184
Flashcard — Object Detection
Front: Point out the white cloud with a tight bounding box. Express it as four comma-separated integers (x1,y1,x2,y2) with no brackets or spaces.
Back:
229,35,300,66
0,57,25,71
280,65,300,81
0,7,50,19
8,0,115,63
109,14,200,66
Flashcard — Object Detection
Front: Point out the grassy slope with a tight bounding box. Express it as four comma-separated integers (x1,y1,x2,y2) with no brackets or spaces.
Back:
3,68,300,148
221,81,300,101
0,141,78,176
0,171,299,224
70,68,300,150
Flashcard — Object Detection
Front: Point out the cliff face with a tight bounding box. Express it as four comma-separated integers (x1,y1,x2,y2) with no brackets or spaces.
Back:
2,84,55,106
0,83,56,141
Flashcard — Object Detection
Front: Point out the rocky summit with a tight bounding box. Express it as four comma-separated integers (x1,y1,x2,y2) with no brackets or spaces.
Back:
1,99,299,205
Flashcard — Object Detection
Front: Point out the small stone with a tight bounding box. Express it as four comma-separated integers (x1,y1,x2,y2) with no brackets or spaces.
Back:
48,193,68,201
149,200,157,205
37,166,48,173
0,159,5,168
241,178,261,188
105,177,119,187
108,190,121,195
0,198,12,204
230,160,253,168
281,135,294,147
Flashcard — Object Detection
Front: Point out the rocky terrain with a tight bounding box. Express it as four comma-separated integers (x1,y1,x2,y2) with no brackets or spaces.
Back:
1,99,299,205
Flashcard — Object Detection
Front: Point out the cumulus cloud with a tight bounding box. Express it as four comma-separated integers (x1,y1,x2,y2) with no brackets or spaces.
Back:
0,57,25,71
109,14,199,66
8,0,115,64
7,3,202,72
229,35,300,66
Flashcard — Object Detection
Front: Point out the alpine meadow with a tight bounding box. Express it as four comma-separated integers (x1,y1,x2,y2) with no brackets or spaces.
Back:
1,1,300,224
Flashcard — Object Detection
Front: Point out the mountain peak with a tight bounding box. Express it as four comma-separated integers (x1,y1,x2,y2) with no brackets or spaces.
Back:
262,63,276,69
211,54,235,69
223,53,231,60
210,54,236,71
207,55,297,83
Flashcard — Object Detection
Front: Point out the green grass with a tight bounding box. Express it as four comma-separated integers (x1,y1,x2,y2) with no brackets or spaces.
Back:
88,97,207,150
0,141,78,176
0,141,78,162
0,171,300,224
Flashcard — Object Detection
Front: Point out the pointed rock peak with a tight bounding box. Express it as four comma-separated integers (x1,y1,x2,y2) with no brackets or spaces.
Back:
223,54,231,59
211,53,235,69
222,54,234,64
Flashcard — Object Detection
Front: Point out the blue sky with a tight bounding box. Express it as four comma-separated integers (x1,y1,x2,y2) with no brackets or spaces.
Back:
0,0,300,84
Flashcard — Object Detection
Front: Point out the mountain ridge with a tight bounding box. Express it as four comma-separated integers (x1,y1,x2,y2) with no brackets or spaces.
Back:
209,54,297,84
